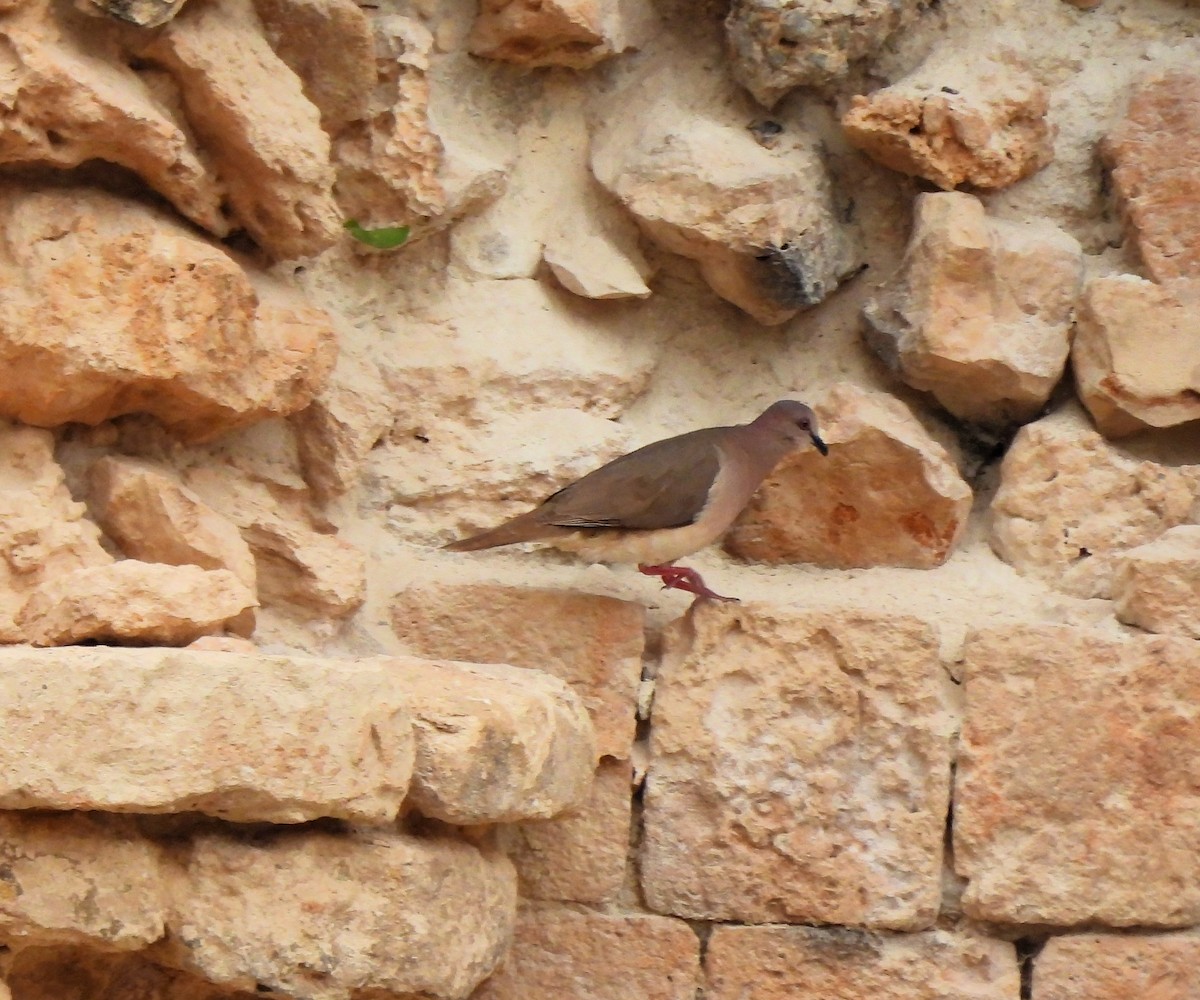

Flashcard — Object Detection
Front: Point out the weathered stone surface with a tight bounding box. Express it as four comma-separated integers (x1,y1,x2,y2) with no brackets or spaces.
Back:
1037,932,1200,1000
469,0,652,69
0,647,415,824
726,0,929,106
1101,71,1200,282
989,406,1198,599
706,926,1018,999
391,583,644,758
379,655,596,824
254,0,373,131
0,812,166,951
0,424,112,640
88,457,256,590
78,0,188,26
843,58,1053,190
1113,526,1200,638
0,185,337,440
15,561,256,646
1073,275,1200,436
956,625,1200,926
727,383,972,569
140,0,341,259
332,16,446,229
864,192,1082,425
592,89,860,324
6,947,251,1000
642,602,955,927
499,757,631,904
0,0,227,235
472,904,698,1000
165,828,516,1000
543,220,653,300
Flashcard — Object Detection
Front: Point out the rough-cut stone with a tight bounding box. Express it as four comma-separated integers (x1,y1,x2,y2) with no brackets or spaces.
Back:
165,829,516,1000
0,812,166,951
592,89,860,324
843,58,1054,190
642,602,955,927
1037,932,1200,1000
332,16,446,229
88,457,256,590
379,655,596,824
0,647,415,824
140,0,341,259
1073,275,1200,437
0,0,227,235
989,405,1198,599
15,561,256,646
469,0,652,69
1101,71,1200,282
0,185,337,440
863,192,1083,426
543,220,653,300
726,0,930,106
254,0,373,131
706,927,1018,999
0,424,112,639
726,383,972,569
499,757,631,904
1113,526,1200,639
78,0,188,26
6,948,251,1000
472,904,698,1000
956,625,1200,926
391,583,644,759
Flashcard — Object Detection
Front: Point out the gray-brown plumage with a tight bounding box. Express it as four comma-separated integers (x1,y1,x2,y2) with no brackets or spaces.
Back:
445,399,828,600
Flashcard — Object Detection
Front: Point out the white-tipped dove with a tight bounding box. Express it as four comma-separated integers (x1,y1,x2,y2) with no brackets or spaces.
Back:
445,399,828,601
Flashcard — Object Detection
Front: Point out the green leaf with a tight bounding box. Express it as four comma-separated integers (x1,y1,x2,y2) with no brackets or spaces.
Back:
344,219,411,250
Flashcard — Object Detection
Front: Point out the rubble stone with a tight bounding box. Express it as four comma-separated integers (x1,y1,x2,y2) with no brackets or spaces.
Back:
1113,526,1200,638
642,602,955,928
469,0,653,69
727,383,972,568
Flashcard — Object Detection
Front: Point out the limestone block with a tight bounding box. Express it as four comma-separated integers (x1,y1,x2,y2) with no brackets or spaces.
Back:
391,583,644,758
78,0,188,26
16,561,255,646
469,0,652,69
499,757,631,904
642,602,955,927
0,0,226,235
726,0,930,106
1073,275,1200,436
0,424,111,639
254,0,373,131
0,185,337,440
88,457,256,590
989,406,1198,598
543,222,653,300
1101,71,1200,282
706,927,1018,999
863,192,1082,426
140,0,342,259
165,829,516,1000
956,625,1200,926
1113,526,1200,638
471,904,698,1000
6,947,249,1000
0,812,166,951
592,89,860,324
0,647,415,824
378,655,596,824
843,57,1053,190
332,16,446,229
1037,932,1200,1000
726,383,972,569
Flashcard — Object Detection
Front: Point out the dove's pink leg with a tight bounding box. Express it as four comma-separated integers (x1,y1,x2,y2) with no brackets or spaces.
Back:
638,563,738,603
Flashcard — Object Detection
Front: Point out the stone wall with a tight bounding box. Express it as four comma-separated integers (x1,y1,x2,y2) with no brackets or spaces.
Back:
0,0,1198,996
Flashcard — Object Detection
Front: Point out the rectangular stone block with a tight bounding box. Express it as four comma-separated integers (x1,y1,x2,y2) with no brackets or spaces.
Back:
642,603,955,928
956,625,1200,926
391,583,644,758
1036,932,1200,1000
0,647,414,824
705,926,1018,999
471,904,698,1000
